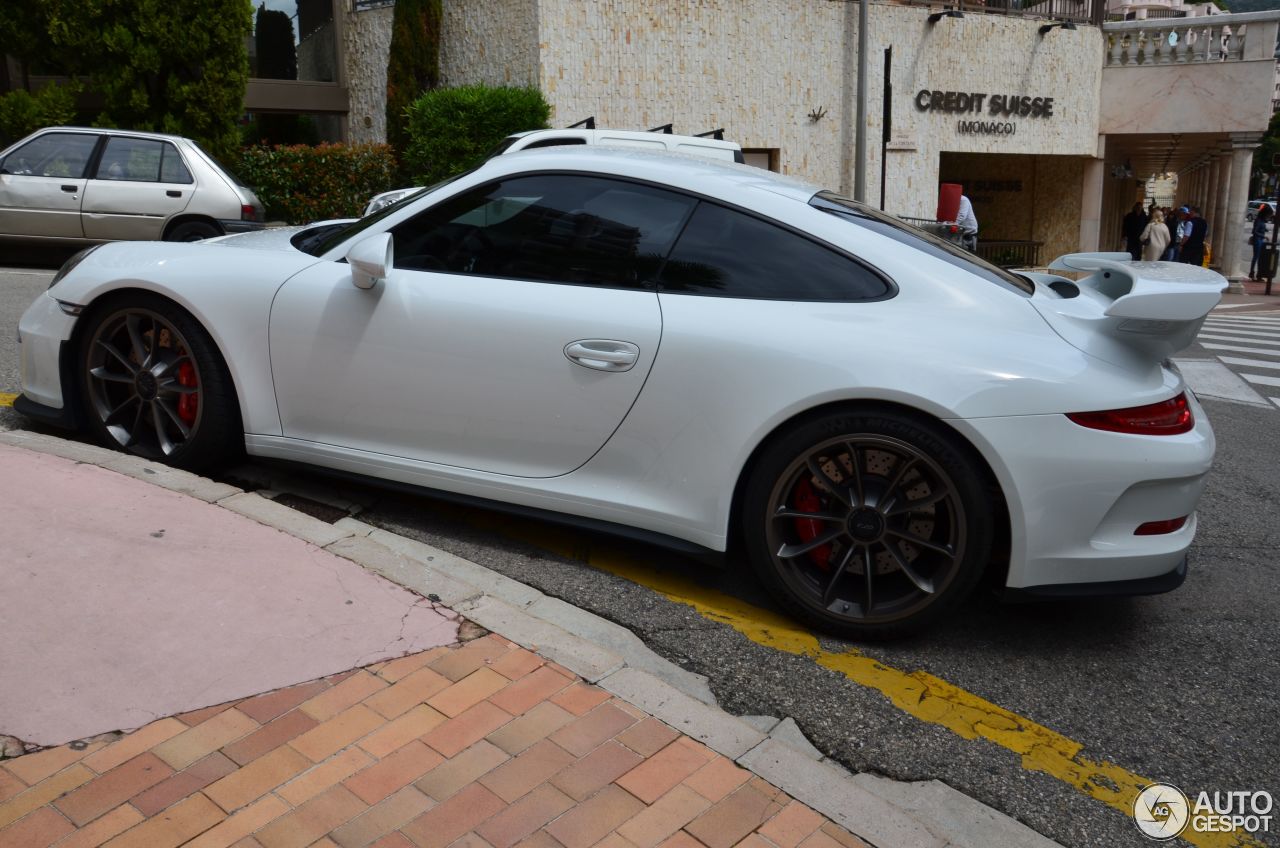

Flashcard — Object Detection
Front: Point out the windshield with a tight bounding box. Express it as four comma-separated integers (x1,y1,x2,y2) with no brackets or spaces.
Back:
299,172,470,257
809,191,1034,296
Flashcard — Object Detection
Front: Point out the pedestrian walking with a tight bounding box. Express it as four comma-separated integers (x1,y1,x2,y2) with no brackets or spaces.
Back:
1179,206,1209,267
1140,208,1171,262
956,193,979,252
1163,207,1182,261
1122,202,1147,261
1249,205,1273,280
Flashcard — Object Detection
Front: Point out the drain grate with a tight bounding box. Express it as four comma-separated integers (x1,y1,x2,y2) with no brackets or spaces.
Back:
272,493,351,524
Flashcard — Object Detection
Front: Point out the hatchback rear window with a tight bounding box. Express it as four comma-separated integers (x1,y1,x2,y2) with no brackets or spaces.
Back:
809,191,1033,296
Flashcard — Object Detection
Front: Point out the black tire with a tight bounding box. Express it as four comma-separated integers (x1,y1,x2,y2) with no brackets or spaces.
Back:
742,408,993,640
166,220,221,242
79,293,242,472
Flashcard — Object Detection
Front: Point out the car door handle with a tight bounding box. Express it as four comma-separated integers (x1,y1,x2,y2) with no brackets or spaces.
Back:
61,184,77,193
166,190,181,198
564,340,640,372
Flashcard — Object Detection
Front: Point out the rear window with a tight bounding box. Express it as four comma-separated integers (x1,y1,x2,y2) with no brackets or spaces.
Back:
809,191,1033,296
190,141,247,187
659,201,892,301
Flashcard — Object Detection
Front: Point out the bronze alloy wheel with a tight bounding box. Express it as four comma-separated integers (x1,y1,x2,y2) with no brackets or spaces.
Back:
84,306,204,458
745,411,992,638
80,295,241,471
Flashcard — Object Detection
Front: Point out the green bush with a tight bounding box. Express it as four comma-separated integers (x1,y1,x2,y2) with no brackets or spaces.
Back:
403,85,550,186
0,82,80,147
236,143,398,224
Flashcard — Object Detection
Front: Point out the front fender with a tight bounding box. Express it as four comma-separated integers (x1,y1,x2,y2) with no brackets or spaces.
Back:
48,241,323,437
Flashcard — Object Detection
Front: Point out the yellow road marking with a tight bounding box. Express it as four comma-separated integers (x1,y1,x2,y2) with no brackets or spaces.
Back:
0,392,16,407
453,510,1261,848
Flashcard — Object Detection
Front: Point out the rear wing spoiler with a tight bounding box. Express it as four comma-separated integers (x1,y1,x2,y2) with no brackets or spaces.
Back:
1030,252,1228,366
1046,252,1226,322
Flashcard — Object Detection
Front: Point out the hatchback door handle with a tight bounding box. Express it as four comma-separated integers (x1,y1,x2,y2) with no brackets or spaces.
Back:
564,340,640,372
61,184,77,193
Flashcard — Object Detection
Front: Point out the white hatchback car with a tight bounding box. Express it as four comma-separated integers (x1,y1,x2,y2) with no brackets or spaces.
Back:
16,147,1223,638
0,126,265,245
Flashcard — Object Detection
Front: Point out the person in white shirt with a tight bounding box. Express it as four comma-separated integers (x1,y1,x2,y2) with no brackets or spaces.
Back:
955,194,978,252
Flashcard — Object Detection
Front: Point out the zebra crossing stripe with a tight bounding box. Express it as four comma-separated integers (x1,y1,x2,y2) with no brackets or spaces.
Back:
1198,327,1280,339
1217,356,1280,370
1194,315,1280,409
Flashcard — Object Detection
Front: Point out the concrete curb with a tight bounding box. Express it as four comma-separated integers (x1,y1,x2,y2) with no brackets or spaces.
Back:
0,429,1061,848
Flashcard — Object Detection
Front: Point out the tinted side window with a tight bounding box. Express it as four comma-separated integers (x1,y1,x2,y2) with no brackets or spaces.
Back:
390,174,696,288
658,202,891,301
1,132,98,179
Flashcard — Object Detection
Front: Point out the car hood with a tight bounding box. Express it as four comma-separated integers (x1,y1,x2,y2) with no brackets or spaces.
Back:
205,220,358,251
204,225,308,251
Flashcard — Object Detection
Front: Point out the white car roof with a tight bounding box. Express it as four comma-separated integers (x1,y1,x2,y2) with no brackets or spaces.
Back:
42,125,194,145
506,127,741,153
482,145,820,205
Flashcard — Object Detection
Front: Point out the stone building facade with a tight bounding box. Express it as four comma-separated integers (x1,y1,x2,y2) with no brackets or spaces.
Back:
342,0,1106,264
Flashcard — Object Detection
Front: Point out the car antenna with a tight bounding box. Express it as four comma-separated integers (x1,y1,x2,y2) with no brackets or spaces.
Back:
566,117,595,129
694,128,726,140
648,123,674,134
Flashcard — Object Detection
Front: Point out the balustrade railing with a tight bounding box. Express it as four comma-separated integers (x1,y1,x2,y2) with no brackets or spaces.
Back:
897,0,1104,25
1103,10,1280,66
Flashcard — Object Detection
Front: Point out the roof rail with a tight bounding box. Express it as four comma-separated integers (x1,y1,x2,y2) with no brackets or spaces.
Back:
694,128,726,140
649,124,674,134
566,117,596,129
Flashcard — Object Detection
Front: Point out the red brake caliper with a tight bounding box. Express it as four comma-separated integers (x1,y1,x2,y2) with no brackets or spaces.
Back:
792,478,832,569
176,360,198,425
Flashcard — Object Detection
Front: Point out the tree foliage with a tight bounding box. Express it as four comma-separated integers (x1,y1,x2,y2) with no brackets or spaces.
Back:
254,6,297,81
0,82,80,146
2,0,252,161
1253,109,1280,195
403,85,550,185
385,0,442,158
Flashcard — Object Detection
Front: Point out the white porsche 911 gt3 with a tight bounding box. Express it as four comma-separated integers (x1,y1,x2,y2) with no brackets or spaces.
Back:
15,147,1225,638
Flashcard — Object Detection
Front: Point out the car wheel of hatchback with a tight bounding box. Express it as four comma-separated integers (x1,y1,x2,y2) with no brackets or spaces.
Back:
167,220,221,242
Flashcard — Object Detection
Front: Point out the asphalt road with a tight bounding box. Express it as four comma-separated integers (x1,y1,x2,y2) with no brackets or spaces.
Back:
2,264,1277,848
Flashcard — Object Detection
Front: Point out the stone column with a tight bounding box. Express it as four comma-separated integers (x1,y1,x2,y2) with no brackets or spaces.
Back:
1213,147,1233,274
1207,153,1223,269
1222,133,1263,286
1080,138,1106,252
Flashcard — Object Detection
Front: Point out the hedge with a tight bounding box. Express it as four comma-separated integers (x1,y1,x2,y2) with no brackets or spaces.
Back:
236,143,398,224
403,85,550,186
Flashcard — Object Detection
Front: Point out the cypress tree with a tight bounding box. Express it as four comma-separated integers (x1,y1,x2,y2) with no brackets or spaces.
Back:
385,0,441,160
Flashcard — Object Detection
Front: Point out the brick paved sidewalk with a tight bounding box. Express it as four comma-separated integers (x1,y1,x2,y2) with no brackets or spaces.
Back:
0,633,869,848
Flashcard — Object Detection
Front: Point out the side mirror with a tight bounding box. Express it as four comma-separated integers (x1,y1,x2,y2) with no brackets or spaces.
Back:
347,233,393,290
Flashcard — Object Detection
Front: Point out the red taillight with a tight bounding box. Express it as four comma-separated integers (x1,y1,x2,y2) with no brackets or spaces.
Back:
240,204,257,222
1135,516,1189,535
1066,392,1193,435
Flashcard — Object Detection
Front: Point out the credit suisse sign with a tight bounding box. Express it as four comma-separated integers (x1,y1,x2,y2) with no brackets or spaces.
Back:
914,89,1056,136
